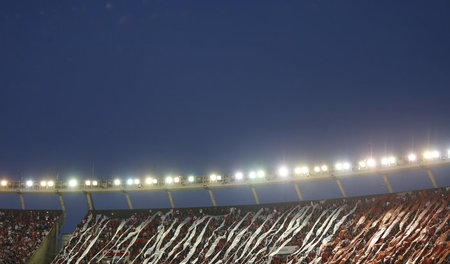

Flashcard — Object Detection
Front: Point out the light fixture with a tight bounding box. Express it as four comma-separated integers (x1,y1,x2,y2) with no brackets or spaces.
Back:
359,161,366,168
0,180,7,187
321,165,328,172
301,167,309,174
294,167,302,175
145,177,153,184
278,166,289,177
335,163,343,170
188,176,195,183
113,179,121,186
48,180,55,187
134,179,140,185
249,171,256,179
152,178,158,184
367,159,376,168
127,179,133,185
174,176,180,183
408,153,417,162
210,174,217,181
235,172,243,180
68,179,77,187
92,180,98,186
342,162,351,170
40,181,47,187
216,175,222,181
257,170,265,178
26,180,33,187
85,180,91,186
314,166,321,173
165,177,173,184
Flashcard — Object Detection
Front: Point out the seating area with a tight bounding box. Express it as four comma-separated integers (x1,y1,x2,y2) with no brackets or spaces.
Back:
0,210,62,264
53,188,449,264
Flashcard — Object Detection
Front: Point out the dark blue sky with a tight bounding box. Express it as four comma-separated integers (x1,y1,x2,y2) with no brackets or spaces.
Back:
1,0,450,180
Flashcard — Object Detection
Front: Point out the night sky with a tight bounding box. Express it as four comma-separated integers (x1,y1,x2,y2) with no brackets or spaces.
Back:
1,1,450,232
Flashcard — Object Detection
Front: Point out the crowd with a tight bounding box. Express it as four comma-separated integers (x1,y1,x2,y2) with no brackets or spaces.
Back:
53,188,449,264
0,210,61,264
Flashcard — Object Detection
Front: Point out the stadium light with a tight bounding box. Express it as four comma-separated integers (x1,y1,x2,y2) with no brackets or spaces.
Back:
408,153,417,162
424,150,440,160
48,180,55,187
359,161,366,168
68,179,77,187
314,166,320,173
235,172,244,180
321,165,328,172
85,180,91,186
127,179,134,185
174,176,180,183
113,179,121,186
216,175,222,181
367,159,376,168
432,150,440,159
0,180,7,187
26,180,33,187
165,176,173,184
278,166,289,177
249,171,256,179
134,179,140,185
381,156,396,166
188,176,195,183
40,181,47,187
301,167,309,174
92,180,98,186
257,170,265,178
152,178,158,184
335,163,343,171
342,162,351,170
210,174,217,182
294,167,302,175
145,177,153,184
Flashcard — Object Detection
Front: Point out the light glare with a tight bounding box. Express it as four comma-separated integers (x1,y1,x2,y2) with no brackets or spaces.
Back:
408,153,417,162
278,166,289,177
68,179,77,187
26,180,33,187
188,176,195,183
235,172,243,180
0,180,7,187
257,170,265,178
165,177,173,184
321,165,328,172
113,179,121,186
47,180,55,187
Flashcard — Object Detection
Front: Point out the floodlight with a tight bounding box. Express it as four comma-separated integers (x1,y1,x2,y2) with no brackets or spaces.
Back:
343,162,351,170
321,165,328,172
249,171,256,179
68,179,77,187
381,158,389,166
92,180,98,186
127,179,134,185
152,178,158,184
301,167,309,174
257,170,265,178
278,166,289,177
210,174,217,181
0,180,7,187
359,161,366,168
145,177,153,184
389,156,396,164
314,166,321,173
188,176,195,183
113,179,121,186
335,163,343,171
423,151,432,159
165,177,173,184
134,179,140,185
294,167,302,175
235,172,244,180
432,151,440,159
408,153,417,162
26,180,33,187
40,181,47,187
216,175,222,181
367,159,376,167
48,180,55,187
85,180,91,186
174,177,180,183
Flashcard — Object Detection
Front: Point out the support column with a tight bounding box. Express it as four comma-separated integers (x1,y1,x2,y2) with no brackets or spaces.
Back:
383,174,393,193
167,191,175,208
208,189,217,207
251,186,260,205
124,192,133,209
336,179,347,198
426,168,438,188
58,193,66,220
85,192,95,211
19,193,25,210
293,183,304,201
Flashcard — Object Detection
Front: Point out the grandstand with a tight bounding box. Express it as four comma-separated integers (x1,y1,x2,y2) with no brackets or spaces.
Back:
52,188,449,263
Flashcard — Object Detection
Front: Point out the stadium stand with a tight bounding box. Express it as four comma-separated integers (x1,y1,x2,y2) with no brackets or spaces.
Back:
53,188,449,264
0,210,62,264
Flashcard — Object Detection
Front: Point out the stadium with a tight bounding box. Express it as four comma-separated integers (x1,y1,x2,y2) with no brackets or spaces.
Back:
1,149,449,263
